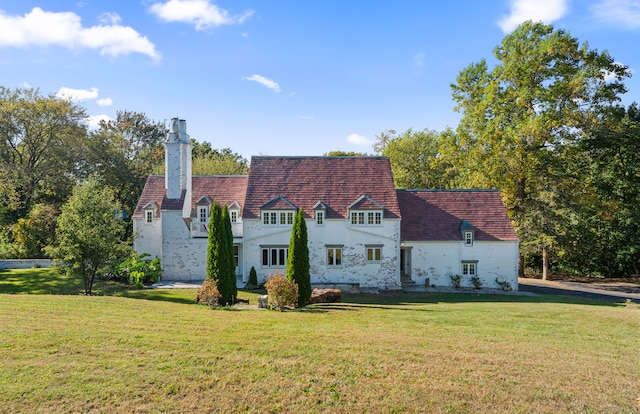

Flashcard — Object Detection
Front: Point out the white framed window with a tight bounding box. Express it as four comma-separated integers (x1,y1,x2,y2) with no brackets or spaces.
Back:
326,246,342,267
351,211,365,225
198,206,209,223
351,210,383,226
145,210,153,223
366,246,381,262
230,210,238,223
315,211,324,226
465,231,474,246
261,247,287,267
462,262,476,276
262,211,294,226
233,245,239,267
367,212,382,225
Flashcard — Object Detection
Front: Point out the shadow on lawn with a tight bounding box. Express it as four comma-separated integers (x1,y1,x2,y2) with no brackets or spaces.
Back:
334,291,626,308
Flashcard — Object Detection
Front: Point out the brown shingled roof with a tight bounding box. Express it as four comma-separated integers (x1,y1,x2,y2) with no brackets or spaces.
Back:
243,156,401,219
190,175,248,215
133,175,248,219
397,190,518,241
133,176,167,218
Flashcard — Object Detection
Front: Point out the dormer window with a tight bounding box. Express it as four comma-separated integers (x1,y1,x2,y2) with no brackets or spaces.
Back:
198,206,209,223
142,201,157,224
260,196,297,226
348,195,384,226
313,201,327,226
228,201,241,223
460,220,476,246
262,210,294,226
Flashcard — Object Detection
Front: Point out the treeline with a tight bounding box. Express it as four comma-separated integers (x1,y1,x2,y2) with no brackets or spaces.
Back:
0,87,247,259
375,21,639,278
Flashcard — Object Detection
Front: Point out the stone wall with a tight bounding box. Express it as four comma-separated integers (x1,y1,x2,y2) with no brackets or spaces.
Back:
0,259,52,269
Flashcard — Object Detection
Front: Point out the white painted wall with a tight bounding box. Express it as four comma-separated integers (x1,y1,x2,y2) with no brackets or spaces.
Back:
406,240,519,290
242,217,401,289
160,210,208,280
133,217,162,260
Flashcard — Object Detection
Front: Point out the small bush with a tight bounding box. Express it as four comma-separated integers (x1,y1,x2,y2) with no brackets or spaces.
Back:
495,278,512,292
449,274,462,289
471,275,482,289
264,273,298,311
245,266,260,289
197,279,222,308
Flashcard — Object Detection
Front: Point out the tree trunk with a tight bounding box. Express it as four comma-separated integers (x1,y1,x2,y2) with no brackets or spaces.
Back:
518,253,525,278
542,245,549,281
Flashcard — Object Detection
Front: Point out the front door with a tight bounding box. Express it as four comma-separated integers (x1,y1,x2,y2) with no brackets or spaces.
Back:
400,248,411,277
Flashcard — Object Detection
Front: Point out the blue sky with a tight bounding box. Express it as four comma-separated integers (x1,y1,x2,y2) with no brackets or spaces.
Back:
1,0,639,160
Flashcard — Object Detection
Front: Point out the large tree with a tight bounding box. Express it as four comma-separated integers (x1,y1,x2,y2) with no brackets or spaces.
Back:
47,177,130,295
579,103,640,276
0,86,87,220
447,21,629,277
81,111,168,219
373,128,455,189
205,202,236,305
287,209,311,306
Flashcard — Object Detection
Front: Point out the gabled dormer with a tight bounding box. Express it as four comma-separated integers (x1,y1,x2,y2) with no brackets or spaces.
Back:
348,195,384,226
313,201,327,226
460,220,476,246
228,200,241,223
260,196,297,226
142,201,158,223
195,196,212,223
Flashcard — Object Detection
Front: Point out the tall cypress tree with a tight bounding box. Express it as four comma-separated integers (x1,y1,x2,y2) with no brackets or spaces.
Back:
287,209,311,306
206,201,223,281
220,205,237,305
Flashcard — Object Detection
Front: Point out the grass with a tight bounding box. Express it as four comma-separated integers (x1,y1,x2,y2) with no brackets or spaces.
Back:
1,269,639,413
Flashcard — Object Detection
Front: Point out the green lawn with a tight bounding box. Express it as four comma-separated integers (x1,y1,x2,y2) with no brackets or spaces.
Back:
1,268,639,413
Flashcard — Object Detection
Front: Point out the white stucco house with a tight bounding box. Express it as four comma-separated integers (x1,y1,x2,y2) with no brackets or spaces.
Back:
133,119,519,291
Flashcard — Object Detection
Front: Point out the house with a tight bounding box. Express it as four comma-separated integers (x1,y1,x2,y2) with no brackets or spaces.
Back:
133,119,519,291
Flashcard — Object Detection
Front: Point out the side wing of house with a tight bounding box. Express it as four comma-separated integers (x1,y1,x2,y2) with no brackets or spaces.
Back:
397,190,519,291
241,156,402,290
132,174,248,281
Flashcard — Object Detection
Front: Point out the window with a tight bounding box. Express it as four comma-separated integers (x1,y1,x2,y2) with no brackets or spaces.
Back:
145,210,153,223
198,206,208,223
462,262,476,276
366,246,381,262
233,245,239,267
315,211,324,225
351,210,383,226
261,247,287,267
465,231,474,246
351,211,365,225
367,212,382,225
262,211,294,226
327,247,342,267
230,210,238,223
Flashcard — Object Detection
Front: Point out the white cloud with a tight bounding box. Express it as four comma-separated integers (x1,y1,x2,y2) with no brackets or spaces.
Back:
346,133,372,147
85,114,112,129
498,0,569,33
98,12,121,25
0,7,160,60
591,0,640,28
56,86,99,101
244,74,281,93
97,97,113,106
149,0,254,30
